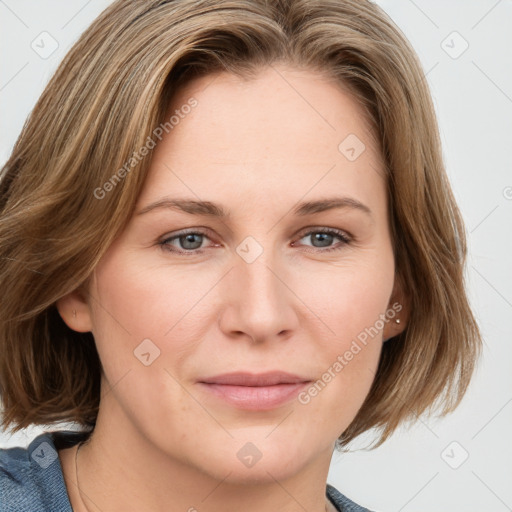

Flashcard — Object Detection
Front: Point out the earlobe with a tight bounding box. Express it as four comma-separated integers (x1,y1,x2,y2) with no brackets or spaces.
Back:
56,289,93,333
382,276,410,342
383,315,406,342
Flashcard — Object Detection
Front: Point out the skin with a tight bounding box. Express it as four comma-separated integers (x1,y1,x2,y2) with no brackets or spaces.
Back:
57,64,407,512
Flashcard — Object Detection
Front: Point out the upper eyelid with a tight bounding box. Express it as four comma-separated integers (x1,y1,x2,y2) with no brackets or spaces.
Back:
162,226,349,238
161,226,215,240
294,227,352,245
296,226,350,237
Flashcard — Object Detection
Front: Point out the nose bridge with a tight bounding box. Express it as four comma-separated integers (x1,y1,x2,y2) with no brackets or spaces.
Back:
238,244,284,312
219,242,298,341
241,253,281,305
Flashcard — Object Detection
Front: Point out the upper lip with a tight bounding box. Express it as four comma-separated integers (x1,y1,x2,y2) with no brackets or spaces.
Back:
199,371,311,386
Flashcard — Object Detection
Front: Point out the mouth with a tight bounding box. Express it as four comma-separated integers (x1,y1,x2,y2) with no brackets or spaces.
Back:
197,371,312,410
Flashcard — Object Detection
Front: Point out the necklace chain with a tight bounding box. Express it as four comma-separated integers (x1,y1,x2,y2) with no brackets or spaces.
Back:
75,441,334,512
75,441,93,512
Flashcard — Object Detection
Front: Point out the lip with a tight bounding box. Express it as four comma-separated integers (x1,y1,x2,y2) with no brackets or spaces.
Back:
197,371,311,410
199,371,310,386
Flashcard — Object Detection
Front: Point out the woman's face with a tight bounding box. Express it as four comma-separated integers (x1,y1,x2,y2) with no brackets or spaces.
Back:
70,65,402,482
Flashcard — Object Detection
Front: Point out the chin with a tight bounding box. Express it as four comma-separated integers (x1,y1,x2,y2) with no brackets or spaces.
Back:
188,432,321,484
206,453,308,485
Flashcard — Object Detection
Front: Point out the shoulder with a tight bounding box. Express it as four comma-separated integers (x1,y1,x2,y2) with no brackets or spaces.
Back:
326,483,374,512
0,430,88,512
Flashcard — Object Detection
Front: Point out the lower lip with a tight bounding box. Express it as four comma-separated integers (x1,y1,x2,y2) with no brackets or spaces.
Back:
198,382,310,410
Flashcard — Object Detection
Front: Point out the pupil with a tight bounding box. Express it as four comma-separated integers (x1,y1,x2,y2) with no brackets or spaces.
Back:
313,233,333,247
181,234,202,250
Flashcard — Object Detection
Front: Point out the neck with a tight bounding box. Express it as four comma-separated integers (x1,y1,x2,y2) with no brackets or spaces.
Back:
62,396,336,512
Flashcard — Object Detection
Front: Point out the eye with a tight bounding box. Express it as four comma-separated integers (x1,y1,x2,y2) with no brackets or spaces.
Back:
293,227,351,252
159,229,214,255
159,227,352,256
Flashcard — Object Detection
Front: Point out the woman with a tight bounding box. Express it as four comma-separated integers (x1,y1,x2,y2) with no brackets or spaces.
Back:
0,1,481,511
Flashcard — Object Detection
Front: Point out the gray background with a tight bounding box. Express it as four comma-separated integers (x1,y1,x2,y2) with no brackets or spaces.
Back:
1,1,511,511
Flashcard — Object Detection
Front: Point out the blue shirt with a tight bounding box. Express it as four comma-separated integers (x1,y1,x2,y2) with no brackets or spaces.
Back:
0,431,372,511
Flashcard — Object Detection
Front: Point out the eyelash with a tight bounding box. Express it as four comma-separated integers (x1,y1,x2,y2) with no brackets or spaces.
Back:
159,227,352,256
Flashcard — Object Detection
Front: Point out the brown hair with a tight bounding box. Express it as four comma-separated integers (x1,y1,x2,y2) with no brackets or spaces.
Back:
0,0,481,447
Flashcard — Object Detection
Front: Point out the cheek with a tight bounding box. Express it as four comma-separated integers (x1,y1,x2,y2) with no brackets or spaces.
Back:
297,253,395,347
291,255,394,422
89,249,209,356
86,252,208,430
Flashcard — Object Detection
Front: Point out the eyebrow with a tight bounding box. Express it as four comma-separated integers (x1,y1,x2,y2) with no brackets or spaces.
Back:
136,196,372,218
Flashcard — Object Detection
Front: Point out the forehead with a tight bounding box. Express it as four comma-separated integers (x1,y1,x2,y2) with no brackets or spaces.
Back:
138,65,385,212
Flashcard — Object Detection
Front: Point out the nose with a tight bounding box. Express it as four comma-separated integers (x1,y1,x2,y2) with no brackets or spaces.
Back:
217,248,300,344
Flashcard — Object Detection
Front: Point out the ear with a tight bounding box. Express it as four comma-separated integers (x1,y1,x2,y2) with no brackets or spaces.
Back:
56,288,93,333
382,274,410,342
